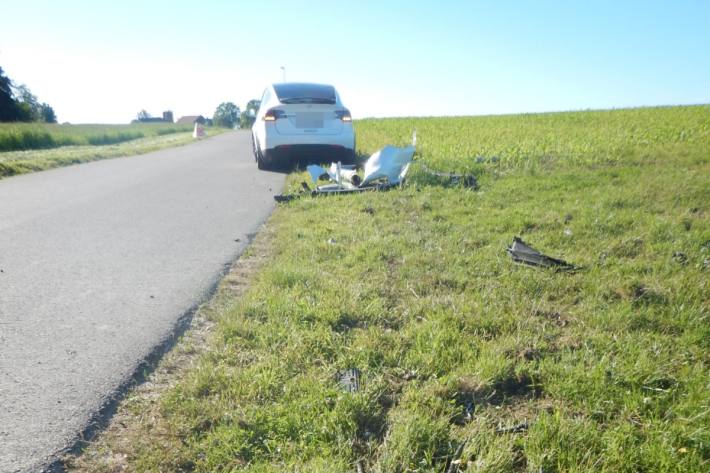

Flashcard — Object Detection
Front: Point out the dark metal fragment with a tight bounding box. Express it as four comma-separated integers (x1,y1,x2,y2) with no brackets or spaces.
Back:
337,368,361,393
496,421,529,434
419,163,478,189
506,237,578,271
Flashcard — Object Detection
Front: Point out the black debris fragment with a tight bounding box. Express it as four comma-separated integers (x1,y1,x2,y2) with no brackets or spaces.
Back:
474,155,499,164
463,400,475,422
419,163,478,189
496,421,529,434
672,251,688,265
273,182,312,202
274,182,397,202
337,368,361,393
355,460,365,473
507,237,578,271
446,440,468,473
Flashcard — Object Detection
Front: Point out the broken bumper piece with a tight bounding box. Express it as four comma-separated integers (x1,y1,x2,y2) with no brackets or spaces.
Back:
361,145,415,186
273,132,476,202
274,181,397,202
506,237,579,271
275,142,416,202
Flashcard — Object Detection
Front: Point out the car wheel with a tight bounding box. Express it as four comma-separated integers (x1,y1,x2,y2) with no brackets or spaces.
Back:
252,135,259,162
256,146,270,170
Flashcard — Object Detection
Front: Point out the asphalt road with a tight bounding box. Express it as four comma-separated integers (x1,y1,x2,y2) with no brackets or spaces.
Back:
0,131,285,472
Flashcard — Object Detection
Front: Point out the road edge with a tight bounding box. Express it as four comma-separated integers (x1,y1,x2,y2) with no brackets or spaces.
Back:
53,218,278,472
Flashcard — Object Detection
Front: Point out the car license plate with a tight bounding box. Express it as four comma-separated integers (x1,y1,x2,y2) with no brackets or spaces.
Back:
296,112,323,129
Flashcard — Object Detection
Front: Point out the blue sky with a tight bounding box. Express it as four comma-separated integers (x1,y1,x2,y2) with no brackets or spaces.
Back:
2,0,708,123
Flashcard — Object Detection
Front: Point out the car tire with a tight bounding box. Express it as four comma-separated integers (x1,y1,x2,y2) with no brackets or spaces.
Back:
251,135,259,162
253,138,270,170
256,147,269,170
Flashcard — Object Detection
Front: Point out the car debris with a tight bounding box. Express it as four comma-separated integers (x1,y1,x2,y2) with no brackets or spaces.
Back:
507,237,578,271
446,440,468,473
361,143,415,186
495,421,529,434
474,155,499,164
275,130,478,202
275,134,417,202
672,251,688,265
417,163,478,189
337,368,361,393
273,179,398,203
307,162,362,187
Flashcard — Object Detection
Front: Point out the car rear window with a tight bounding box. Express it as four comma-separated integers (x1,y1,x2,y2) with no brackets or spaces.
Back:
273,83,336,104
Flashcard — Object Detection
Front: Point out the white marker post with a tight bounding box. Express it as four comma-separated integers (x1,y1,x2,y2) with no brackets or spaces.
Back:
193,122,205,139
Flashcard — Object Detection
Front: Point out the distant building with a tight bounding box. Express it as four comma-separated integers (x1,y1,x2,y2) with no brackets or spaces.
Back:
132,110,174,124
176,115,206,125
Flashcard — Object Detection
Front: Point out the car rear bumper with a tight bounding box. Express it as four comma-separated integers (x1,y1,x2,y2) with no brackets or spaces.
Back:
264,126,354,149
265,144,355,163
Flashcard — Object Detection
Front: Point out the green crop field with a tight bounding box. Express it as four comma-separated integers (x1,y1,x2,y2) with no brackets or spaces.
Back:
355,105,709,172
68,105,709,472
0,122,225,178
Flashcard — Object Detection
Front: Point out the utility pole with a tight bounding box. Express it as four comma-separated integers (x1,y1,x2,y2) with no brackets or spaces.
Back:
280,66,286,82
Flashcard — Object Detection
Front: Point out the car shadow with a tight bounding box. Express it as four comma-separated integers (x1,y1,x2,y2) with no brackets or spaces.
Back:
260,154,367,174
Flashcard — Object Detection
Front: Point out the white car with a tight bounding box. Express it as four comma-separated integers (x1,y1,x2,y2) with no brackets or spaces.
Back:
251,82,355,169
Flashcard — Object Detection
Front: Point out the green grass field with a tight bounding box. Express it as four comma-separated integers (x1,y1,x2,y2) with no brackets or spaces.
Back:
0,122,225,178
68,105,709,472
0,122,193,151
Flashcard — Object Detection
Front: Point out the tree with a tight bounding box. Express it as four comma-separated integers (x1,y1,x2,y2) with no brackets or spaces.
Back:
213,102,240,128
0,67,21,121
0,67,57,122
13,84,41,121
240,99,260,128
136,109,151,121
40,103,57,123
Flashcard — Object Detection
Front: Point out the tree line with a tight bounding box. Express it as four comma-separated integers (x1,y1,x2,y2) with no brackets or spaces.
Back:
132,100,261,129
0,66,57,123
212,99,261,129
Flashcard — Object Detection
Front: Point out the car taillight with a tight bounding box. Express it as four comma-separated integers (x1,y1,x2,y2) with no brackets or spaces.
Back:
263,109,286,121
335,109,352,122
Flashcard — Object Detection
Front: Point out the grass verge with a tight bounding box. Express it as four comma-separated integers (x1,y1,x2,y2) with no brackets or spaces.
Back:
0,127,228,178
66,107,708,472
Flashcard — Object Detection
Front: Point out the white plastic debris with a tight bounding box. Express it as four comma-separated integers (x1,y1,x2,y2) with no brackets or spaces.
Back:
328,162,360,186
307,164,328,184
307,162,360,186
301,129,415,194
361,144,415,186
